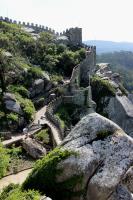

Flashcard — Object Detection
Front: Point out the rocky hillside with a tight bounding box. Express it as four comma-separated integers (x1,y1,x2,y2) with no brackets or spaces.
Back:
0,21,85,132
22,113,133,200
0,21,133,200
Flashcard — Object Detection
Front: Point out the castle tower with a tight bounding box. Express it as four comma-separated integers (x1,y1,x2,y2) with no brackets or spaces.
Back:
65,27,82,46
80,46,96,87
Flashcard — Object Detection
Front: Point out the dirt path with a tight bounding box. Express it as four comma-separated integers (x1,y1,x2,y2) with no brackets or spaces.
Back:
34,106,62,145
2,105,62,147
0,169,32,191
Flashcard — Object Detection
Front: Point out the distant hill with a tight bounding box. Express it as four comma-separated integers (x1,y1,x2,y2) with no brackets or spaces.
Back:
84,40,133,54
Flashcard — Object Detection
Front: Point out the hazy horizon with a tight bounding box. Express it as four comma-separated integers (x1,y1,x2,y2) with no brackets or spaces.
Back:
1,0,133,42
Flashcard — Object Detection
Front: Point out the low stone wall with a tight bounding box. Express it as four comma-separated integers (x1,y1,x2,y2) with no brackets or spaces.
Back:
45,96,64,138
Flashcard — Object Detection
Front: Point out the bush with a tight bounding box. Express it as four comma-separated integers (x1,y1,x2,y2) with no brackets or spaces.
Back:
34,129,50,144
51,74,63,83
0,143,10,178
0,184,41,200
91,76,116,97
15,93,35,122
7,113,18,123
8,145,22,158
28,67,43,78
55,114,65,129
8,85,29,98
55,104,78,128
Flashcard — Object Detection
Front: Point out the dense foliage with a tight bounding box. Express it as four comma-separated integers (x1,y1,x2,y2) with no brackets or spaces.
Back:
0,21,85,131
97,51,133,92
34,129,50,144
0,143,10,178
55,103,81,129
0,184,41,200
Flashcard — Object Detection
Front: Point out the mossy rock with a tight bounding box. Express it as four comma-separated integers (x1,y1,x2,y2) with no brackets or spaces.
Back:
91,76,116,115
22,148,83,199
97,130,113,139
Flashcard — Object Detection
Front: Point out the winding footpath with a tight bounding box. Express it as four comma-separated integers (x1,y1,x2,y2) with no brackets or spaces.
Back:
33,105,62,145
2,105,62,147
0,169,32,191
0,105,62,191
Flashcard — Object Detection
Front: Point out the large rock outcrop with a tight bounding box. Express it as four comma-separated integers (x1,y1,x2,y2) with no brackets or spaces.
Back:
23,113,133,200
95,63,133,137
4,93,23,115
22,137,46,159
104,95,133,137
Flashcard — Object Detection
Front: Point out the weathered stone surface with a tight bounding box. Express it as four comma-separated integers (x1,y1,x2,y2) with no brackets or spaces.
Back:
4,93,23,114
111,73,121,84
96,63,111,76
22,137,46,159
58,113,133,200
104,95,133,137
122,166,133,193
128,94,133,104
34,79,44,95
108,185,133,200
30,79,44,97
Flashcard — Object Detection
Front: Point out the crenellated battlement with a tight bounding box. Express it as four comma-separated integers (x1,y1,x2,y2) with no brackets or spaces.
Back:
0,16,58,35
0,16,83,45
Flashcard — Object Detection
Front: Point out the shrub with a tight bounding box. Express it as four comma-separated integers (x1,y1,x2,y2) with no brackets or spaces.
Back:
8,145,22,158
28,67,43,78
0,184,41,200
7,113,19,123
55,104,78,128
51,74,63,83
0,143,10,178
15,93,35,122
34,129,50,144
91,76,116,97
8,85,29,98
55,114,65,129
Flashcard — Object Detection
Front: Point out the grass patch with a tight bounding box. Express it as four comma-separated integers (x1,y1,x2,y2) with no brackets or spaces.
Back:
34,129,50,144
0,184,41,200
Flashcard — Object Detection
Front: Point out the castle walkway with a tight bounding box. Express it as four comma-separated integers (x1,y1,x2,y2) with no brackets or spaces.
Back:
2,105,62,147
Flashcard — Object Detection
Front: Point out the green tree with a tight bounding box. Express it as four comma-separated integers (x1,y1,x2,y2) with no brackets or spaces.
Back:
0,49,13,122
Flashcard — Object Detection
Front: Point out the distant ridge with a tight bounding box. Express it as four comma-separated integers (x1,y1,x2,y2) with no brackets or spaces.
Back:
84,40,133,54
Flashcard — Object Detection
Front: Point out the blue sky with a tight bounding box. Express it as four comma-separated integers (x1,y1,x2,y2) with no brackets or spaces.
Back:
0,0,133,42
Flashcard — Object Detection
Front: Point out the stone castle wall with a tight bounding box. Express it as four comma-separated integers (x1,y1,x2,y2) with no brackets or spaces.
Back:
80,46,96,86
0,16,82,45
0,16,57,35
45,96,64,137
65,27,82,46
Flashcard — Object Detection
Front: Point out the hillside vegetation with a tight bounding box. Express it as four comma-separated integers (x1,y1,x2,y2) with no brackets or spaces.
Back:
0,21,85,131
